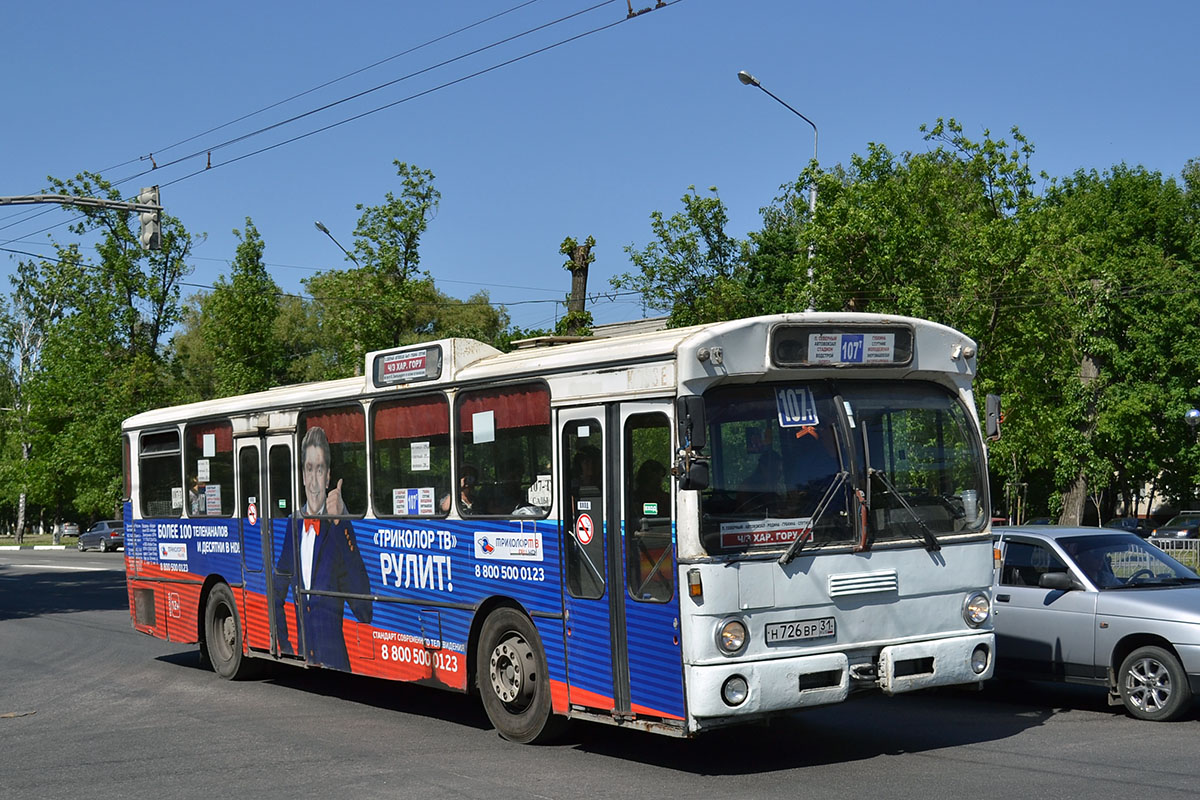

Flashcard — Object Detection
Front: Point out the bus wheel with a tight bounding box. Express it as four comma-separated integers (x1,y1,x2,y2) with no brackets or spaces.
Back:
203,583,255,680
1118,645,1192,721
477,607,563,744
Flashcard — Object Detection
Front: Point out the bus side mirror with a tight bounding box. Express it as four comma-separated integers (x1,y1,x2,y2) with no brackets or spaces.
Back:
677,459,709,491
985,394,1002,441
675,396,709,490
676,396,706,450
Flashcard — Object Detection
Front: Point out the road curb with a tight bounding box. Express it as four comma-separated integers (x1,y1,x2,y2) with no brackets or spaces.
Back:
0,545,69,550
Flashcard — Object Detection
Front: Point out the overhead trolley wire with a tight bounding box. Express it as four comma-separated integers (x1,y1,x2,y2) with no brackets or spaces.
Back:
0,0,671,249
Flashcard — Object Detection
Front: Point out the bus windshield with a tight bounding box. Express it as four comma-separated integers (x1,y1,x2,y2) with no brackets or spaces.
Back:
699,381,987,554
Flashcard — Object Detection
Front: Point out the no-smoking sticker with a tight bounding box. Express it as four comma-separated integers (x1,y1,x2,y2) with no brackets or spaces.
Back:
247,502,258,526
575,513,594,545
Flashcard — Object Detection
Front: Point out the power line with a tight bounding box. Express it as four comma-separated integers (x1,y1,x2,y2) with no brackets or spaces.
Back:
103,0,550,175
125,0,623,184
0,0,551,231
0,0,672,251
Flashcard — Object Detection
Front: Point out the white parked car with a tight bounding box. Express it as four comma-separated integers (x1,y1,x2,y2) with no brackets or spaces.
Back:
992,526,1200,721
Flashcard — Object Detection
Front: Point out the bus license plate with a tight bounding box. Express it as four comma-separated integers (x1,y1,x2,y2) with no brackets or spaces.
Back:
765,617,836,644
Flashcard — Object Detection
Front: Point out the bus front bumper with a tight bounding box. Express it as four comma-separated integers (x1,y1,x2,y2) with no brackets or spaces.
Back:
686,631,995,720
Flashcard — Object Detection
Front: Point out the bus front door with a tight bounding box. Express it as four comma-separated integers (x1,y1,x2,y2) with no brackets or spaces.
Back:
559,402,684,725
618,402,684,723
560,409,625,715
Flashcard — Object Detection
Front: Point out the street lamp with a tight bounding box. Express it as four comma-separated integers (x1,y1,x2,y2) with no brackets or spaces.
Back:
314,220,360,266
737,69,818,311
1187,408,1200,439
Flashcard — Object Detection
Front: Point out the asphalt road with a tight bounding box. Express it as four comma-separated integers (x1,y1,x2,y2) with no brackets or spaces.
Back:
2,549,1198,800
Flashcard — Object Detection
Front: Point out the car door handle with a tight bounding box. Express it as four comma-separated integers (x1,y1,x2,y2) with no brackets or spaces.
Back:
996,594,1010,603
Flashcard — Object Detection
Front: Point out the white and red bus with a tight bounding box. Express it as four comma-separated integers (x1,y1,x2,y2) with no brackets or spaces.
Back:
121,313,995,742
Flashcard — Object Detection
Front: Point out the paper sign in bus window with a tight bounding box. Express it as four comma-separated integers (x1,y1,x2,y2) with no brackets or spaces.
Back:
473,410,495,444
776,386,819,428
393,487,436,515
202,433,216,458
410,441,430,471
204,485,221,515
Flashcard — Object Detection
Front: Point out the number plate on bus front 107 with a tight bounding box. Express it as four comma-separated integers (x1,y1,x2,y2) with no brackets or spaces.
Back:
765,617,836,643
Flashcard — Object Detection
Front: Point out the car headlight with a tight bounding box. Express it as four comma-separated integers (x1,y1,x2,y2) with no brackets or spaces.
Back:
963,592,991,627
716,618,748,655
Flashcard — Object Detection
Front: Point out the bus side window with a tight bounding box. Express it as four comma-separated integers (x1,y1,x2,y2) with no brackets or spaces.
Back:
371,394,450,517
455,383,551,518
185,420,235,517
625,412,674,602
140,430,182,518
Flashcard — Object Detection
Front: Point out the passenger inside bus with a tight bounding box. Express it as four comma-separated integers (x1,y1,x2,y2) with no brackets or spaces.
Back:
440,464,477,514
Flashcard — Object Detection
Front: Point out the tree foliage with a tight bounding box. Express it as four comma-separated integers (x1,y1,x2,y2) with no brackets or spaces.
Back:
202,218,285,397
617,121,1200,521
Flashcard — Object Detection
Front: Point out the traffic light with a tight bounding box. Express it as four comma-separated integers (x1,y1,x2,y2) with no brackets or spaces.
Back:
137,186,160,250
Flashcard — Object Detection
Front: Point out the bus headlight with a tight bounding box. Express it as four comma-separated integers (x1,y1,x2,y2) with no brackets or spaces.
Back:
716,618,748,655
963,592,991,627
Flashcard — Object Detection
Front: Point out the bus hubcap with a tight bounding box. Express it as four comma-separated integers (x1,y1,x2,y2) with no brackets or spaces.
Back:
490,635,535,708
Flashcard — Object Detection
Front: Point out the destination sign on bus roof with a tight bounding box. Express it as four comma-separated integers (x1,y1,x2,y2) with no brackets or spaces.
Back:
371,345,443,387
771,325,913,368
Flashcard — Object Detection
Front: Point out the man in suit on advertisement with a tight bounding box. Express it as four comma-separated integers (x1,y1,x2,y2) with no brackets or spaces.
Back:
273,425,373,670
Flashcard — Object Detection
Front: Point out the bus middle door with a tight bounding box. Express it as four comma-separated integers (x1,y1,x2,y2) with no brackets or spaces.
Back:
265,435,303,660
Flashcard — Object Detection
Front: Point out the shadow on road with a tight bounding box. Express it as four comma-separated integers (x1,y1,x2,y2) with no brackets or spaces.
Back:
559,685,1058,772
0,564,127,620
155,649,495,732
155,638,1071,772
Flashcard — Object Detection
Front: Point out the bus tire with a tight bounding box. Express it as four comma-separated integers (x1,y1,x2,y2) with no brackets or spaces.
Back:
476,607,563,744
1118,645,1192,721
203,583,256,680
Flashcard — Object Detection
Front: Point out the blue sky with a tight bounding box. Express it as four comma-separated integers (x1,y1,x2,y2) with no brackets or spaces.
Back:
2,0,1197,333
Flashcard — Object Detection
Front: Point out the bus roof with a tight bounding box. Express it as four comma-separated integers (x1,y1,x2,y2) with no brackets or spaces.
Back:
123,313,976,431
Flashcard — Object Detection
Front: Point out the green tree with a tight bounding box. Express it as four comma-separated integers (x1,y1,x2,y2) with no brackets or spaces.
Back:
305,161,441,372
1017,165,1200,522
17,172,196,523
202,218,284,397
613,186,752,327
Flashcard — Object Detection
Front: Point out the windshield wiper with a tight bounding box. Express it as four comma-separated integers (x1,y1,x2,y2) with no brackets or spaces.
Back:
868,468,941,552
779,471,848,565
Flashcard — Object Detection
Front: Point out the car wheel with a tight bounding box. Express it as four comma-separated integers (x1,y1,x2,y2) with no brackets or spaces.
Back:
1118,645,1193,721
476,607,564,744
203,583,258,680
77,539,86,552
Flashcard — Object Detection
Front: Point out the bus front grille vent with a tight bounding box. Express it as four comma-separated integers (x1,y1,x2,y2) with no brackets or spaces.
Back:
828,570,898,598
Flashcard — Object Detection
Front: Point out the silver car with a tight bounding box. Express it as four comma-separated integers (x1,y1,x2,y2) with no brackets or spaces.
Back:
992,526,1200,721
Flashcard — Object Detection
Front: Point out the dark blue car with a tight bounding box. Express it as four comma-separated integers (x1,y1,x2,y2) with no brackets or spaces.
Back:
77,520,124,552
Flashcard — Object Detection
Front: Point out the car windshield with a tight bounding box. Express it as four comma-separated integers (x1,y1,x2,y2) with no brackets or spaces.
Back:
1059,534,1200,588
1163,514,1200,527
698,380,987,554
